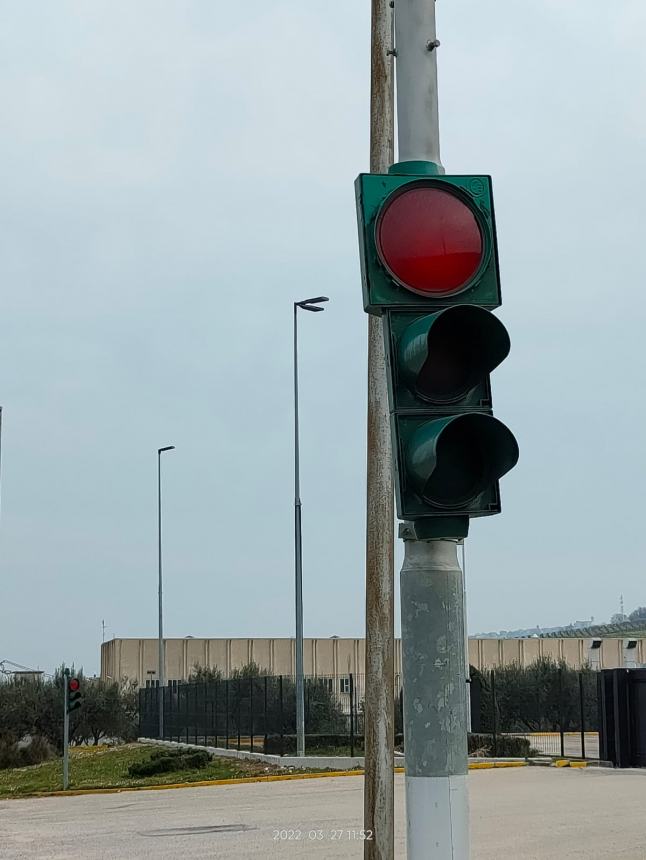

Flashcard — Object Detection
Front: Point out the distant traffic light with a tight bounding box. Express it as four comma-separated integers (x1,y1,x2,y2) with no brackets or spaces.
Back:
67,677,82,713
356,164,518,536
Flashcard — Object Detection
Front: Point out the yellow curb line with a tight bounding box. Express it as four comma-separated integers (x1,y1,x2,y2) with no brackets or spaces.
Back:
554,759,588,768
3,760,529,800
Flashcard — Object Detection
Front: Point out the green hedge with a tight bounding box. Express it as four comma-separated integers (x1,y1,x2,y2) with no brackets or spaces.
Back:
468,733,535,758
128,749,211,777
264,734,366,755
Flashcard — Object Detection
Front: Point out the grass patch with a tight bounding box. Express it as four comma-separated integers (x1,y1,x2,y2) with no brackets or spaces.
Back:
0,743,317,798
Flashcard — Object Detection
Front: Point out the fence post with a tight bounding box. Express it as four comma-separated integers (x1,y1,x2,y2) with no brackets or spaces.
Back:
579,672,586,759
305,679,310,740
349,673,355,757
558,667,565,758
215,680,219,748
279,675,284,757
263,676,268,754
225,679,230,750
184,685,189,743
237,678,241,751
491,669,498,757
160,685,165,740
250,676,254,753
194,684,198,745
203,683,208,746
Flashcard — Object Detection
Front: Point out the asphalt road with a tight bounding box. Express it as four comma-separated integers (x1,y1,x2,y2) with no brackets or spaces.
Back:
2,768,646,859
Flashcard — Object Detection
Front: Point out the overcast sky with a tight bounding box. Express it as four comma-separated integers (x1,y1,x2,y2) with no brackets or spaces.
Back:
1,1,645,675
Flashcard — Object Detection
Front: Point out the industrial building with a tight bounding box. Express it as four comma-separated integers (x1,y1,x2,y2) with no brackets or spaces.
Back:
100,630,646,688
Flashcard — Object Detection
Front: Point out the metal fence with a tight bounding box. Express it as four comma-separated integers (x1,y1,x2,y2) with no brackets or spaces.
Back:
471,667,599,759
140,666,600,760
139,674,370,756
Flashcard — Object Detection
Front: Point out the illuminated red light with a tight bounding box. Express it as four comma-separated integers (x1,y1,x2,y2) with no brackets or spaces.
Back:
376,184,484,296
69,679,80,692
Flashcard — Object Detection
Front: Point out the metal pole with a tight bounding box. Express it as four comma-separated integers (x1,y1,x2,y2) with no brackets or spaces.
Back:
157,450,164,739
579,672,586,759
394,0,443,167
364,0,395,856
0,406,3,522
461,540,471,732
400,537,469,859
558,667,565,758
491,670,498,757
63,668,69,790
293,303,306,757
393,3,469,857
157,445,175,740
292,297,327,756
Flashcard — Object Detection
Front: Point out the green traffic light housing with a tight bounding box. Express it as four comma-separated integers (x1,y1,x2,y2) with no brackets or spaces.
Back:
67,677,82,713
355,162,518,537
356,168,502,315
406,414,518,508
395,306,510,407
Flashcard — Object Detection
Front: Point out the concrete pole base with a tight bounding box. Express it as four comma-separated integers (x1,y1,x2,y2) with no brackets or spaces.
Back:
401,538,470,860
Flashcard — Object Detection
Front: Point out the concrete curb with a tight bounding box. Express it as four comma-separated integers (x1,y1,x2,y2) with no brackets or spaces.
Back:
138,738,365,771
138,739,531,772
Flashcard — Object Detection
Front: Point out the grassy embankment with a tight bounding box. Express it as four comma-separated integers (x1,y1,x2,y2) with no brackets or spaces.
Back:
0,743,314,798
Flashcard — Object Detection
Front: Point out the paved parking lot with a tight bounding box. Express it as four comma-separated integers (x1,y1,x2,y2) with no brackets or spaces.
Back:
1,768,646,859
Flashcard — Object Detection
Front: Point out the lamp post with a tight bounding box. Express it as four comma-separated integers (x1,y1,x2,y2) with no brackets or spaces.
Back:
293,296,329,757
157,444,175,739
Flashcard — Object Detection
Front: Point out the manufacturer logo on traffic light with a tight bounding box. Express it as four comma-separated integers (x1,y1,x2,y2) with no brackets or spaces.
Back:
356,163,518,536
67,677,82,713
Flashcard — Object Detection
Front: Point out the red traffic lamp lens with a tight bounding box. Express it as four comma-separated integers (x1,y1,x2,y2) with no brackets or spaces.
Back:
69,679,80,692
376,185,484,297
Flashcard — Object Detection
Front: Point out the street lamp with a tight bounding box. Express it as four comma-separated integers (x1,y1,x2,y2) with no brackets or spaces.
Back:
157,444,175,739
293,296,329,757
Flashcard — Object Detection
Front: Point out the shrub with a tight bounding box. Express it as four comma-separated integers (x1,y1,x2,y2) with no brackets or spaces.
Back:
0,734,55,770
468,733,534,758
127,748,211,777
182,751,211,768
150,747,185,760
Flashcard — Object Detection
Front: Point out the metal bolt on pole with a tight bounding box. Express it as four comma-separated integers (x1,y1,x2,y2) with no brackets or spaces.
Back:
400,535,469,859
364,0,395,856
293,296,328,757
63,668,70,790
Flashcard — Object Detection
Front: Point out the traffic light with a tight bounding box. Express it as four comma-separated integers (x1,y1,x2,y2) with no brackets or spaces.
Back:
67,677,82,713
356,163,518,537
